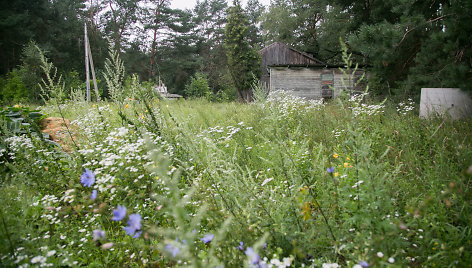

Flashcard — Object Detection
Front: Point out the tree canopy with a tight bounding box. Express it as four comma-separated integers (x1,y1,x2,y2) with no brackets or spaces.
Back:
1,0,470,104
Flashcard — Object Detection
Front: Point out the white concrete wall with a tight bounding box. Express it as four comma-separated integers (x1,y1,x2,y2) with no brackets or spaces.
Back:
420,88,472,119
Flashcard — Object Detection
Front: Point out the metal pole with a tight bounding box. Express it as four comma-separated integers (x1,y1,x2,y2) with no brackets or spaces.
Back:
85,23,91,102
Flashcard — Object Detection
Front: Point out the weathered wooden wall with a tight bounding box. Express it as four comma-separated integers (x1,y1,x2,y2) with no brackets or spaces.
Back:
260,42,324,86
269,67,364,99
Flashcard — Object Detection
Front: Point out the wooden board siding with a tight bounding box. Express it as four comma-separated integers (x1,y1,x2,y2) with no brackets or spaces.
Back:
260,42,325,86
269,67,364,99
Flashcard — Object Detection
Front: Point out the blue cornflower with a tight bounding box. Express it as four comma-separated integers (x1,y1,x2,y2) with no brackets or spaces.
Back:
80,169,95,187
327,166,334,174
124,213,142,237
165,243,180,257
360,261,369,267
112,205,127,221
201,233,214,244
90,190,97,200
92,229,106,240
237,241,245,251
132,230,142,238
245,247,260,265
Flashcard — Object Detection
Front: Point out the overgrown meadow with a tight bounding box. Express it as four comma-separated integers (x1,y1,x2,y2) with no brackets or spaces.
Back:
0,44,471,268
1,86,471,267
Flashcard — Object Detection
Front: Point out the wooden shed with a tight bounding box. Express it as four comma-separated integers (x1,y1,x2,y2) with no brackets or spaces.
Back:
260,42,364,99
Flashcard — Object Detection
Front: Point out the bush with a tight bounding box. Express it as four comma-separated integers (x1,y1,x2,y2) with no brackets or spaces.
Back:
184,72,212,100
0,70,30,104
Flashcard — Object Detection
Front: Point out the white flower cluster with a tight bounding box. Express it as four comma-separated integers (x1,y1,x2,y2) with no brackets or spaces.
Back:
79,126,164,195
259,255,294,268
397,98,415,115
71,105,112,139
265,90,325,118
4,135,34,158
348,92,385,117
196,122,251,144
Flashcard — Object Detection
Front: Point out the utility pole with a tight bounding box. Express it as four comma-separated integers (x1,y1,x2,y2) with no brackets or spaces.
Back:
85,23,91,102
84,22,99,101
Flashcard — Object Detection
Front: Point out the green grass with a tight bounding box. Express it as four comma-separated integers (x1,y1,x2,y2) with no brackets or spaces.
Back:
1,94,471,267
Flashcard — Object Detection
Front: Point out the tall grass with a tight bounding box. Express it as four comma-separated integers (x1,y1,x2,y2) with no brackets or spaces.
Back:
1,89,470,267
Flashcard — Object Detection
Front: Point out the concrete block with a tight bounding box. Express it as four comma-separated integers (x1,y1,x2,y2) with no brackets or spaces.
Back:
420,88,472,119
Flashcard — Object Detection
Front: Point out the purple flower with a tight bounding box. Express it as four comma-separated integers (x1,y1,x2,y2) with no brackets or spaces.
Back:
201,233,214,244
90,190,97,200
237,241,245,251
124,213,142,237
165,243,180,257
80,169,95,187
360,261,369,267
112,205,127,221
93,229,106,240
132,230,142,238
127,214,142,230
245,247,260,265
327,167,334,174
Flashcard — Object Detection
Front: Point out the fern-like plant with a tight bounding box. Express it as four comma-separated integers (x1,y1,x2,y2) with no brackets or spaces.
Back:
103,42,125,104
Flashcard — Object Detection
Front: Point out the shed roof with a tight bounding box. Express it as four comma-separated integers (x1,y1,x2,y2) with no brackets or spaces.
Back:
260,42,326,66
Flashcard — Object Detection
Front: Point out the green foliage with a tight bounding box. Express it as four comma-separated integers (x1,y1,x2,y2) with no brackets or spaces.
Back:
184,73,212,100
103,43,125,103
225,0,261,101
0,106,45,135
0,70,29,105
36,45,66,104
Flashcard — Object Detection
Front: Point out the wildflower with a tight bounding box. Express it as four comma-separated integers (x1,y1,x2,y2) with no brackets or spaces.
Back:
124,213,142,236
344,163,348,168
80,169,95,187
14,104,21,108
112,205,127,221
132,231,142,238
333,153,339,158
31,256,46,264
322,263,339,268
334,172,339,177
327,167,334,174
46,250,56,257
125,104,129,109
165,243,180,257
237,241,245,251
201,234,214,244
245,247,260,265
388,257,395,263
377,252,384,258
93,229,106,240
90,190,97,200
359,261,369,267
101,242,114,250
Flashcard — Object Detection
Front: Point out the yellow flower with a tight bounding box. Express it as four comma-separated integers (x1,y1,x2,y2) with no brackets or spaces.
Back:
344,163,348,168
92,104,96,108
14,104,20,108
301,202,312,221
155,176,159,180
333,153,339,158
334,172,339,177
125,104,129,109
346,157,350,160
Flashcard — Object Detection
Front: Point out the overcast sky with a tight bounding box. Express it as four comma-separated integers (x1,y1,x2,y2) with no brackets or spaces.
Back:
170,0,271,10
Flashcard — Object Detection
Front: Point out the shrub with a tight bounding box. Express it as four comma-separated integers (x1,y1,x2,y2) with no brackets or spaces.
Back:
184,72,212,100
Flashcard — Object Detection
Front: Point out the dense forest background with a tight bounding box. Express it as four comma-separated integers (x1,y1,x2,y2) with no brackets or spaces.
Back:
1,0,471,103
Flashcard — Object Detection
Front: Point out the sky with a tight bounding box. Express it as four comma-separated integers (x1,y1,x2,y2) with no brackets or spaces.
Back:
170,0,271,10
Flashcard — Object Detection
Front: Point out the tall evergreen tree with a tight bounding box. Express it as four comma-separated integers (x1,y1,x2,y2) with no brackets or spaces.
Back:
225,0,261,101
